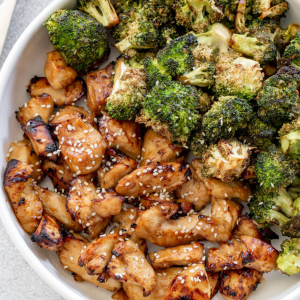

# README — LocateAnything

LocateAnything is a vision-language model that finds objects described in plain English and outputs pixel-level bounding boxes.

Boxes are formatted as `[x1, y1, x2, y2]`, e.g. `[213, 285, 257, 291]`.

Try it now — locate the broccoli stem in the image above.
[275, 189, 294, 218]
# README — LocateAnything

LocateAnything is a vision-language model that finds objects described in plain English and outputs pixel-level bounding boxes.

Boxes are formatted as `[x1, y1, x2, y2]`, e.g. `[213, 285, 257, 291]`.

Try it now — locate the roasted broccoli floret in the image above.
[276, 238, 300, 276]
[231, 33, 277, 65]
[256, 144, 298, 193]
[159, 23, 182, 47]
[239, 115, 277, 150]
[281, 33, 300, 68]
[192, 44, 215, 66]
[279, 117, 300, 161]
[256, 73, 300, 126]
[248, 187, 293, 227]
[136, 80, 201, 145]
[193, 23, 233, 54]
[213, 53, 264, 101]
[177, 61, 215, 87]
[202, 139, 253, 182]
[77, 0, 119, 28]
[198, 89, 212, 113]
[188, 119, 208, 156]
[274, 23, 300, 52]
[156, 33, 198, 77]
[106, 59, 147, 120]
[281, 197, 300, 238]
[44, 10, 110, 72]
[202, 96, 253, 144]
[173, 0, 224, 33]
[259, 1, 288, 19]
[252, 0, 273, 15]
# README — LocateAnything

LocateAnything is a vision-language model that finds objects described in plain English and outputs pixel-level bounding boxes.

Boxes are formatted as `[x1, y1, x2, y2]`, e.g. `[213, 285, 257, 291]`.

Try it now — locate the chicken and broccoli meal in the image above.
[4, 0, 300, 298]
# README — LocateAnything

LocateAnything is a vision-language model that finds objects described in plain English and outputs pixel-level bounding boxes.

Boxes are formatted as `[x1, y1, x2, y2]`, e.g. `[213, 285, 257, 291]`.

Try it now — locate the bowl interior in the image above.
[0, 0, 300, 299]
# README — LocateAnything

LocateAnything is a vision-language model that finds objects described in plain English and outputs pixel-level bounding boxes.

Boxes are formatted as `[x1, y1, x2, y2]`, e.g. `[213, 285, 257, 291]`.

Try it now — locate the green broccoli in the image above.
[248, 187, 293, 227]
[259, 1, 288, 19]
[159, 23, 182, 47]
[256, 73, 300, 126]
[44, 10, 110, 72]
[202, 96, 253, 144]
[192, 44, 215, 66]
[198, 90, 212, 113]
[279, 117, 300, 161]
[276, 238, 300, 276]
[251, 0, 274, 15]
[281, 197, 300, 238]
[188, 119, 208, 156]
[216, 0, 239, 21]
[238, 115, 277, 150]
[287, 176, 300, 200]
[77, 0, 119, 28]
[256, 144, 298, 193]
[156, 33, 198, 78]
[230, 33, 277, 66]
[274, 23, 300, 52]
[213, 54, 264, 101]
[281, 33, 300, 68]
[193, 23, 233, 54]
[173, 0, 224, 33]
[136, 80, 201, 145]
[106, 59, 147, 120]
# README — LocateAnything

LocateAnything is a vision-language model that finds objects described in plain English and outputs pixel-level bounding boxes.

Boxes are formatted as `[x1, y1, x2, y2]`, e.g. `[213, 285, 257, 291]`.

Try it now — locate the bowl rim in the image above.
[0, 1, 300, 299]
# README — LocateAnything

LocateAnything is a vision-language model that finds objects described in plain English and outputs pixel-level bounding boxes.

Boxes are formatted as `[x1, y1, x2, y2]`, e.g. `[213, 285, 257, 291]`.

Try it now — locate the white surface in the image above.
[0, 0, 300, 299]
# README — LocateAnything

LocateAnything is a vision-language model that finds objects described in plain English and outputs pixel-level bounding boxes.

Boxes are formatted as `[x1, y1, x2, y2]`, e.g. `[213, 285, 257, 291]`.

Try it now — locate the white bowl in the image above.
[0, 0, 300, 299]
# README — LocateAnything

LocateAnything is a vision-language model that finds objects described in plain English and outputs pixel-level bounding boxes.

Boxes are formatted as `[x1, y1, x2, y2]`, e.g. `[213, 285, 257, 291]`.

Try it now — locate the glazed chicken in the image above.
[192, 197, 243, 242]
[4, 159, 43, 233]
[28, 76, 85, 106]
[67, 176, 123, 238]
[112, 289, 129, 300]
[116, 162, 191, 197]
[86, 62, 114, 116]
[58, 232, 121, 292]
[149, 242, 204, 269]
[207, 235, 278, 273]
[34, 185, 82, 231]
[31, 214, 63, 251]
[162, 263, 211, 300]
[22, 116, 58, 162]
[98, 113, 142, 160]
[140, 129, 184, 167]
[107, 239, 157, 296]
[44, 51, 77, 89]
[16, 94, 54, 125]
[78, 233, 125, 275]
[220, 268, 263, 300]
[6, 138, 44, 183]
[98, 148, 137, 189]
[56, 117, 106, 174]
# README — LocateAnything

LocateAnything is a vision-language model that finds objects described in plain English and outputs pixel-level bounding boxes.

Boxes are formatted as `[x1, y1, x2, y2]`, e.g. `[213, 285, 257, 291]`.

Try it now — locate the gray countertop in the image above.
[0, 1, 63, 299]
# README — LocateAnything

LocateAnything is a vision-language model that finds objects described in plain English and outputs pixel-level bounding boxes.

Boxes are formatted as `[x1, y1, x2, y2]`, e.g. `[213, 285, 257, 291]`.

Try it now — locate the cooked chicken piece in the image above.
[123, 267, 183, 300]
[87, 63, 114, 116]
[28, 76, 86, 106]
[107, 239, 157, 296]
[162, 263, 211, 300]
[22, 116, 58, 162]
[112, 208, 148, 254]
[116, 162, 191, 197]
[50, 106, 95, 128]
[191, 159, 253, 202]
[31, 214, 63, 251]
[175, 177, 211, 211]
[33, 185, 82, 231]
[233, 214, 278, 243]
[140, 129, 184, 167]
[16, 94, 54, 125]
[220, 268, 263, 300]
[44, 51, 77, 90]
[207, 272, 220, 299]
[67, 177, 123, 238]
[4, 160, 43, 233]
[98, 148, 137, 189]
[6, 139, 44, 183]
[99, 113, 142, 160]
[149, 242, 204, 269]
[135, 205, 203, 247]
[78, 233, 124, 275]
[140, 198, 177, 212]
[207, 235, 278, 273]
[112, 289, 129, 300]
[41, 157, 75, 193]
[58, 231, 121, 292]
[56, 117, 106, 174]
[176, 199, 194, 215]
[192, 197, 243, 242]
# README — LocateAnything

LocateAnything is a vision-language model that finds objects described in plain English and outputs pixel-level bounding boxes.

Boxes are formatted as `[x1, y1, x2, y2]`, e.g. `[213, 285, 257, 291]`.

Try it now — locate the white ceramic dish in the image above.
[0, 0, 300, 299]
